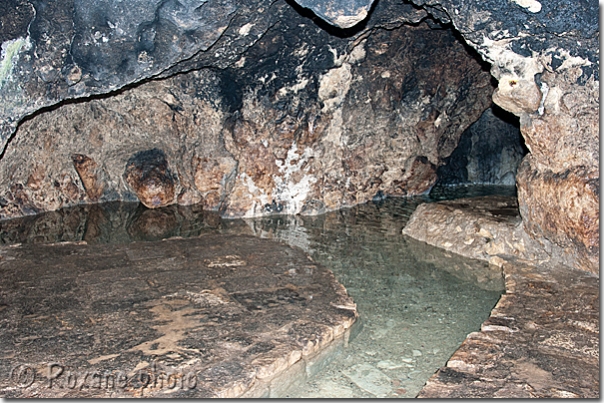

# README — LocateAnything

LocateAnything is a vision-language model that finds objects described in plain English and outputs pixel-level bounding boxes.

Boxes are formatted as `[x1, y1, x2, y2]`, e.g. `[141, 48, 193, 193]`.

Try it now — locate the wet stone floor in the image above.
[0, 189, 506, 398]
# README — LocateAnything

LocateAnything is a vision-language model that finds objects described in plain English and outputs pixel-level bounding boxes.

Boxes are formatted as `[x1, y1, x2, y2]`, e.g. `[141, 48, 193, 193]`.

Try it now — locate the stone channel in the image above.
[1, 191, 507, 398]
[0, 189, 598, 398]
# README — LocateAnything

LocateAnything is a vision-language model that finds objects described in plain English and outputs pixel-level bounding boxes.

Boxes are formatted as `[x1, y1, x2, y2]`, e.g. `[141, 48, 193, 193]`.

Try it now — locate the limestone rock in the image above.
[417, 260, 599, 398]
[193, 156, 237, 210]
[0, 0, 425, 154]
[403, 0, 599, 275]
[0, 0, 599, 280]
[402, 196, 587, 271]
[71, 154, 105, 201]
[0, 0, 273, 152]
[0, 234, 357, 398]
[403, 196, 599, 397]
[124, 149, 176, 209]
[516, 156, 599, 274]
[0, 17, 493, 219]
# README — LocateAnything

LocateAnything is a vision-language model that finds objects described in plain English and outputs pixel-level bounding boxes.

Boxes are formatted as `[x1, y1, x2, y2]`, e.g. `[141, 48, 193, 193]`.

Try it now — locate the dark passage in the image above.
[435, 105, 526, 187]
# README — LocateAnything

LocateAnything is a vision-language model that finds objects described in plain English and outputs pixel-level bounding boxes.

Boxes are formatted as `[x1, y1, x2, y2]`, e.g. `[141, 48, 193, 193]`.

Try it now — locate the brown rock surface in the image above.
[124, 149, 176, 209]
[417, 260, 599, 398]
[510, 69, 600, 275]
[0, 234, 357, 398]
[479, 30, 600, 275]
[404, 196, 599, 398]
[0, 21, 493, 219]
[72, 154, 105, 201]
[403, 195, 595, 273]
[517, 156, 599, 274]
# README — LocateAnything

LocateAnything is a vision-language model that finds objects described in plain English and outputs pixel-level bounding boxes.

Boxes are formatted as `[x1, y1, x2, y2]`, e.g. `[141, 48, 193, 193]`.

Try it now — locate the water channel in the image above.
[0, 185, 510, 397]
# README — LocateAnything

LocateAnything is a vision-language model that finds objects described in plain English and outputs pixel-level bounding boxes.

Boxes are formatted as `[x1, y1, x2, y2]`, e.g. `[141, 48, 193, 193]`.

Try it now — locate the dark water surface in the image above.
[0, 185, 509, 397]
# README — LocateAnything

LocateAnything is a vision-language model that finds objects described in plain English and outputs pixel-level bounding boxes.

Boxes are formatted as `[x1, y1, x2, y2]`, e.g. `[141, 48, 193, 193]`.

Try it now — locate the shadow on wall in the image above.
[435, 105, 527, 187]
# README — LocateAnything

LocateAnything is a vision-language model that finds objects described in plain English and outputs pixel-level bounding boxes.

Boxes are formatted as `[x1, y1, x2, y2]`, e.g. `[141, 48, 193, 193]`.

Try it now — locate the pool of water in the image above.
[0, 185, 508, 397]
[240, 195, 505, 398]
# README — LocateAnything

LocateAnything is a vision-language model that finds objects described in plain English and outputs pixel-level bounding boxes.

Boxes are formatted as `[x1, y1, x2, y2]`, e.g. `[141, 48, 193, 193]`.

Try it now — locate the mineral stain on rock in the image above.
[124, 149, 176, 208]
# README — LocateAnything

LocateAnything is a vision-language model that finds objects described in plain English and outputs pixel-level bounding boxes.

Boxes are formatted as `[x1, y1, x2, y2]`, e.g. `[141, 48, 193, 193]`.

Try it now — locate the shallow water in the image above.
[0, 185, 509, 397]
[240, 195, 505, 398]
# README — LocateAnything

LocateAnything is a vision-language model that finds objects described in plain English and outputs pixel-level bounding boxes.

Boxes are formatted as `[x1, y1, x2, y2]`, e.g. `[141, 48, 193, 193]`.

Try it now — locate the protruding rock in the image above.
[492, 74, 543, 116]
[124, 148, 176, 208]
[72, 154, 104, 200]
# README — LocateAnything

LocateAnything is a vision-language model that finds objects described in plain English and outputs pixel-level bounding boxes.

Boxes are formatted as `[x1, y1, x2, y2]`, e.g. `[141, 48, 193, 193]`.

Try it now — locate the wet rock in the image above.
[376, 360, 404, 370]
[220, 22, 491, 216]
[403, 195, 599, 398]
[402, 0, 599, 273]
[513, 68, 599, 275]
[0, 69, 225, 219]
[402, 195, 592, 272]
[342, 363, 391, 398]
[0, 0, 598, 286]
[0, 201, 220, 246]
[417, 260, 599, 398]
[193, 155, 237, 211]
[516, 156, 599, 274]
[0, 234, 357, 398]
[124, 149, 176, 209]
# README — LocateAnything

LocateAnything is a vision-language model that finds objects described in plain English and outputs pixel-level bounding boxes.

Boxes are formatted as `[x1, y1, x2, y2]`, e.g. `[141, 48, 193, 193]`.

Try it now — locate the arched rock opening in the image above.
[434, 105, 526, 188]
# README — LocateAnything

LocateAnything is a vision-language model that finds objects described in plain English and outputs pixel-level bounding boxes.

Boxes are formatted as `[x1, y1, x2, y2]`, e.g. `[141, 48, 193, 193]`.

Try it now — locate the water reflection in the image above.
[0, 184, 514, 248]
[0, 202, 222, 245]
[0, 186, 507, 397]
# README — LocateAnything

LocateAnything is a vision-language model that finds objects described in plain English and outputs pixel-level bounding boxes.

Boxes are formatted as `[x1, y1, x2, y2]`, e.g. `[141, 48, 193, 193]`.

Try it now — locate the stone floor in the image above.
[404, 196, 599, 398]
[0, 234, 357, 398]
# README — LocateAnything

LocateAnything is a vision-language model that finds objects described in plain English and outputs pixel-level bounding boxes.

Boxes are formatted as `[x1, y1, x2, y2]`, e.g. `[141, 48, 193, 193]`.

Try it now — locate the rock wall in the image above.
[381, 0, 600, 273]
[0, 0, 599, 272]
[0, 5, 493, 219]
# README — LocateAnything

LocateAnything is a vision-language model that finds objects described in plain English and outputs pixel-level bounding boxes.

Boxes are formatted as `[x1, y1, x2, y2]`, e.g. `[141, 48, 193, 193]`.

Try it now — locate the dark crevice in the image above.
[434, 104, 525, 189]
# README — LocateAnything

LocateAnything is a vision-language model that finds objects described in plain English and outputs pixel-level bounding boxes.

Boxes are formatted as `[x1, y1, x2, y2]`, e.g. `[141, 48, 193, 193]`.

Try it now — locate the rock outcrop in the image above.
[418, 258, 599, 398]
[0, 4, 493, 218]
[124, 149, 177, 209]
[403, 196, 599, 398]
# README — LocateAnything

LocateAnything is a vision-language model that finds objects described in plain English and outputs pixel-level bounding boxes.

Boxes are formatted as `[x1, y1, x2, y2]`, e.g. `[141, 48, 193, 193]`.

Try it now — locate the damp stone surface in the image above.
[0, 190, 507, 398]
[0, 234, 357, 398]
[404, 194, 599, 398]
